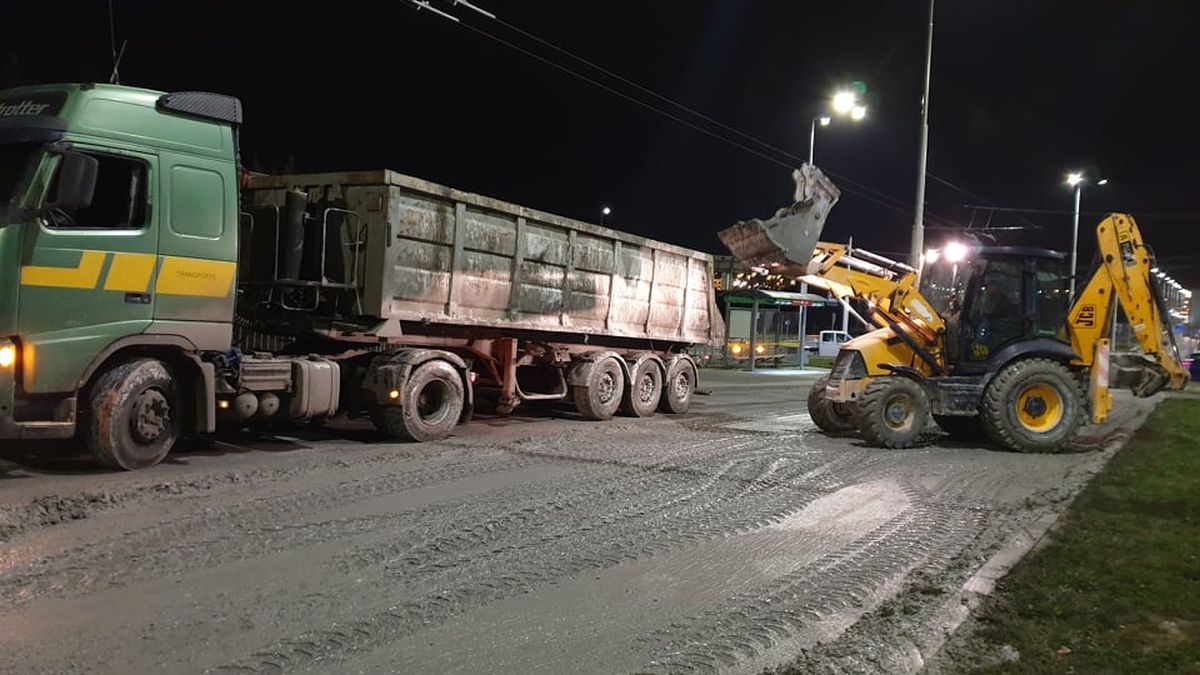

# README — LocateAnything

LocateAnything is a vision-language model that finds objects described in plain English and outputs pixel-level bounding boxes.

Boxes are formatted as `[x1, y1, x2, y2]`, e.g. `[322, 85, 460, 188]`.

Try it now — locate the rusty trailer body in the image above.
[241, 169, 723, 432]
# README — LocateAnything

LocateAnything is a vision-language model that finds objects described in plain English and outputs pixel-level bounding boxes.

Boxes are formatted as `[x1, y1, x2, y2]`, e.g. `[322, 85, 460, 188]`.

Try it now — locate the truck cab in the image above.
[0, 83, 240, 463]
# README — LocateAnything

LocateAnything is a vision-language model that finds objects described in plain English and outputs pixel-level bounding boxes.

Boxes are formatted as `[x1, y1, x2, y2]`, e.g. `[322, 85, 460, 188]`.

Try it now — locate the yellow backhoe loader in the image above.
[719, 166, 1187, 452]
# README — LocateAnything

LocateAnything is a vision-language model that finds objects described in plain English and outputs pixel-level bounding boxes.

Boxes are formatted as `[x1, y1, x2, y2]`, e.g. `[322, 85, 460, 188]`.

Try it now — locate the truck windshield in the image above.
[0, 144, 39, 223]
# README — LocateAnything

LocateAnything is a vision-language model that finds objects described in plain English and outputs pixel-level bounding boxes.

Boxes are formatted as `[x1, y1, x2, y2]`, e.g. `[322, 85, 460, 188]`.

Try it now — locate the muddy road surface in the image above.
[0, 370, 1153, 674]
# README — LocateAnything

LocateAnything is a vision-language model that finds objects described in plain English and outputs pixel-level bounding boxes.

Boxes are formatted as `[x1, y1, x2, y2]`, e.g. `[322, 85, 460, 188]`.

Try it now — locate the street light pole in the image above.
[808, 116, 830, 165]
[809, 118, 816, 165]
[1070, 182, 1082, 299]
[909, 0, 935, 267]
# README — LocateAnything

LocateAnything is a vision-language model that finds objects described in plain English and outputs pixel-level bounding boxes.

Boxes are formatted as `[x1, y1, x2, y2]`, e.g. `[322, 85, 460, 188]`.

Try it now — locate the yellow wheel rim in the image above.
[1015, 383, 1064, 433]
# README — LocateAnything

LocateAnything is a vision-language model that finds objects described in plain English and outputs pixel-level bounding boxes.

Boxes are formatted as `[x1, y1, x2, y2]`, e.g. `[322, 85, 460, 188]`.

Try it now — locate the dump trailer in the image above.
[0, 83, 724, 470]
[720, 165, 1185, 452]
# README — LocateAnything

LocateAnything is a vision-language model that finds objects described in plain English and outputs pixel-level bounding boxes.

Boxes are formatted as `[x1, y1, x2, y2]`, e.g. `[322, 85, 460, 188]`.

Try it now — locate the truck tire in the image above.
[572, 356, 625, 421]
[658, 358, 696, 414]
[620, 359, 663, 418]
[85, 359, 181, 471]
[853, 377, 929, 448]
[808, 375, 855, 434]
[980, 358, 1083, 453]
[371, 360, 464, 442]
[933, 414, 986, 441]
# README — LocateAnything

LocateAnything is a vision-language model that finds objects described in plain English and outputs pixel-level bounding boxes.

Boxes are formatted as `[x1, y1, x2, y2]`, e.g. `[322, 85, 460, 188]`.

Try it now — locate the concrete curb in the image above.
[909, 397, 1160, 673]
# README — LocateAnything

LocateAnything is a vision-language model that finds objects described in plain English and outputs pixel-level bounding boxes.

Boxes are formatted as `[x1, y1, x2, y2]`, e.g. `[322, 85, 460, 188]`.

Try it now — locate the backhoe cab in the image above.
[720, 166, 1186, 453]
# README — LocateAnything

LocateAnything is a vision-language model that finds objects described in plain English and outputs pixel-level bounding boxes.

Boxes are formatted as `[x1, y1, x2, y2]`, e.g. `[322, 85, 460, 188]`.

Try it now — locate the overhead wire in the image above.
[410, 0, 967, 228]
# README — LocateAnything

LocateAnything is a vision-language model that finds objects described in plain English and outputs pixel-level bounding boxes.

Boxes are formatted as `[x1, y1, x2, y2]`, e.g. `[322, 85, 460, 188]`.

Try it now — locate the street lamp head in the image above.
[601, 206, 612, 216]
[849, 105, 867, 121]
[832, 90, 857, 114]
[818, 116, 831, 126]
[1096, 179, 1108, 186]
[1066, 172, 1084, 187]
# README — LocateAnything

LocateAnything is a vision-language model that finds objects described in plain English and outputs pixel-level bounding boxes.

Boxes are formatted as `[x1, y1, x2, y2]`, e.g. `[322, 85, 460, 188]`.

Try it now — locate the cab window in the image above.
[965, 258, 1024, 360]
[46, 152, 148, 229]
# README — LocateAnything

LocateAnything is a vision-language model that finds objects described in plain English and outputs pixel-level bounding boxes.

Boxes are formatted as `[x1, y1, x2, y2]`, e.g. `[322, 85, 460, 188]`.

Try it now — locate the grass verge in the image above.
[969, 398, 1200, 674]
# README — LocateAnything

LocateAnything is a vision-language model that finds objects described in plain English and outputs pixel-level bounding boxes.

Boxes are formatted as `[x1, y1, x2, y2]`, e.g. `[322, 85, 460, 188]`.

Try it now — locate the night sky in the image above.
[5, 1, 1198, 285]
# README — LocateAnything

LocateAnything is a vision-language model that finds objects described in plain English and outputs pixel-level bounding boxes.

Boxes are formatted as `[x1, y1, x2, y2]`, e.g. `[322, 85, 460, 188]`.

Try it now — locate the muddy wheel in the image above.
[86, 359, 181, 471]
[572, 356, 625, 421]
[371, 360, 464, 442]
[658, 358, 696, 414]
[980, 358, 1083, 453]
[933, 414, 986, 441]
[853, 377, 929, 448]
[807, 375, 855, 434]
[620, 359, 663, 418]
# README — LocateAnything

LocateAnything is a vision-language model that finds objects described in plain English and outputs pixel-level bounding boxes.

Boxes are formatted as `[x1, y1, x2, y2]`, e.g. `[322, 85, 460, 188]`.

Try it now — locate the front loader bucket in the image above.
[718, 163, 840, 271]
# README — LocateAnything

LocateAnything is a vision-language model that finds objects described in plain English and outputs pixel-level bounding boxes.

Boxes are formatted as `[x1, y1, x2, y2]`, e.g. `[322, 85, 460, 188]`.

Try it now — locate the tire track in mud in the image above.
[0, 430, 773, 608]
[334, 433, 776, 574]
[207, 441, 902, 673]
[634, 471, 995, 673]
[0, 453, 555, 607]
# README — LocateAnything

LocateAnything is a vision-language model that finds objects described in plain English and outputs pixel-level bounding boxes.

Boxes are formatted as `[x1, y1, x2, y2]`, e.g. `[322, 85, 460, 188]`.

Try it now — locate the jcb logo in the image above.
[1075, 304, 1096, 328]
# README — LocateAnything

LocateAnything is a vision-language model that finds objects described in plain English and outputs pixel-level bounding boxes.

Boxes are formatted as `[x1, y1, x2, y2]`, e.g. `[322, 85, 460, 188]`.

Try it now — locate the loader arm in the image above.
[717, 164, 947, 374]
[1069, 213, 1187, 421]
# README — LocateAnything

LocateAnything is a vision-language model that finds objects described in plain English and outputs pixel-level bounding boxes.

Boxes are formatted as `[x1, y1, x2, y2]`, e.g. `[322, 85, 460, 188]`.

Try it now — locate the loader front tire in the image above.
[853, 377, 929, 448]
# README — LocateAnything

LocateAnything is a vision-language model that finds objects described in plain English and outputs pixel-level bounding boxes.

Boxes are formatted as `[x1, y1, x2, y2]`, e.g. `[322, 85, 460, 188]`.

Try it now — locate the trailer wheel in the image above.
[980, 358, 1083, 453]
[933, 414, 986, 441]
[658, 358, 697, 414]
[572, 356, 625, 421]
[371, 360, 464, 442]
[86, 359, 181, 470]
[620, 360, 663, 418]
[853, 377, 929, 448]
[808, 375, 855, 434]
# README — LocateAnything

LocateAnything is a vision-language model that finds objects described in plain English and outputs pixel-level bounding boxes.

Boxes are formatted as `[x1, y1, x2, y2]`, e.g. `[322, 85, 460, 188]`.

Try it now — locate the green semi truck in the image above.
[0, 83, 724, 470]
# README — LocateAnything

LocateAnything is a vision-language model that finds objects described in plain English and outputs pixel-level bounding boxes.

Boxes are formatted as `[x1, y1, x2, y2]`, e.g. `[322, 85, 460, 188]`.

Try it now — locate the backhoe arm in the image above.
[1069, 213, 1188, 405]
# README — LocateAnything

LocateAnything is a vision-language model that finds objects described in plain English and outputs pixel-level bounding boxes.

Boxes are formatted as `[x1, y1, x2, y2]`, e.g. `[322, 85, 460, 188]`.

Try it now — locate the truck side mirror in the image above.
[49, 151, 99, 210]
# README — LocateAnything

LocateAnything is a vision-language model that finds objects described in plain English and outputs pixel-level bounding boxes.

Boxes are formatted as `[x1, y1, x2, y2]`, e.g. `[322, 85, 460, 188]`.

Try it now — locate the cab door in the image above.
[17, 146, 158, 394]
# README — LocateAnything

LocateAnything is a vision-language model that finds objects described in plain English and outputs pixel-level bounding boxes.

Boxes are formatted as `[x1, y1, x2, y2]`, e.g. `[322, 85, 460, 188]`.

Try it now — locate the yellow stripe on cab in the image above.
[103, 252, 158, 292]
[20, 251, 107, 289]
[155, 257, 237, 298]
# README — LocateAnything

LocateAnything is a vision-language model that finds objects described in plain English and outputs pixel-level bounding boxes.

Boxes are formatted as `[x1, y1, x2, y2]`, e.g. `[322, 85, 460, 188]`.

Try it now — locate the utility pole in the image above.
[909, 0, 935, 267]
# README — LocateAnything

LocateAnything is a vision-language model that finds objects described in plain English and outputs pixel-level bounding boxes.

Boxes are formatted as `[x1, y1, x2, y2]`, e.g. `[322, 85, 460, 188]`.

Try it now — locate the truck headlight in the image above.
[0, 343, 15, 369]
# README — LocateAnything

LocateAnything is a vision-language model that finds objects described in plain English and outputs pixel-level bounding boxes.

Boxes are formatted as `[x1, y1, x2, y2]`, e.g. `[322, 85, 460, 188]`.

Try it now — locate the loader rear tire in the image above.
[808, 375, 855, 434]
[980, 358, 1083, 453]
[853, 377, 929, 448]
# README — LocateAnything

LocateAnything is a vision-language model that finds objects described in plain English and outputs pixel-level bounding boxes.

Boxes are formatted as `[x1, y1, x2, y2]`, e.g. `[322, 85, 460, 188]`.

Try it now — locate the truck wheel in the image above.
[933, 414, 986, 441]
[853, 377, 929, 448]
[620, 360, 663, 418]
[371, 360, 464, 442]
[86, 359, 181, 470]
[980, 358, 1083, 453]
[658, 358, 696, 414]
[572, 356, 625, 421]
[808, 375, 855, 434]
